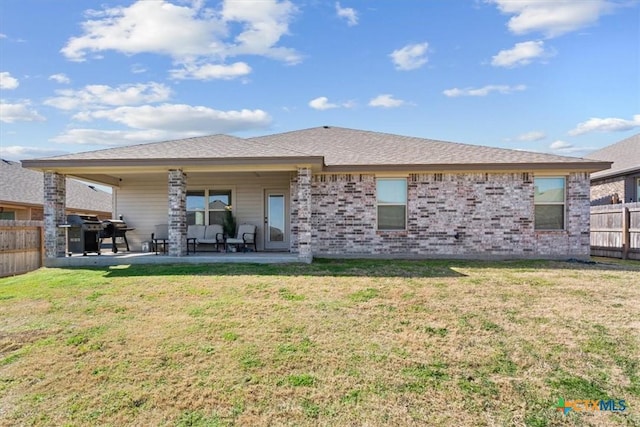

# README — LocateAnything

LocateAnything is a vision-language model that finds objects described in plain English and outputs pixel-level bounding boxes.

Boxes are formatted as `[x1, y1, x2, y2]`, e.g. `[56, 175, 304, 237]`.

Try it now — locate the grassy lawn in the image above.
[0, 258, 639, 426]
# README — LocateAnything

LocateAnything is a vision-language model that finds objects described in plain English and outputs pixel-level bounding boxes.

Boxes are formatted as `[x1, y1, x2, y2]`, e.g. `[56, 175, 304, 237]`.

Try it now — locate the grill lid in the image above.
[66, 214, 102, 225]
[102, 219, 128, 228]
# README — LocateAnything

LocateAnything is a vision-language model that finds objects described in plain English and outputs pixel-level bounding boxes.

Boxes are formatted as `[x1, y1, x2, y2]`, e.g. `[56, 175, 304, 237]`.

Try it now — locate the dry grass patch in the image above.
[0, 258, 638, 426]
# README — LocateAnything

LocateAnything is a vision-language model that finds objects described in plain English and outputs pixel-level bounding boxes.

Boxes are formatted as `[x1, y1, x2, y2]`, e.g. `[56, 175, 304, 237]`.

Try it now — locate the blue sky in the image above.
[0, 0, 638, 162]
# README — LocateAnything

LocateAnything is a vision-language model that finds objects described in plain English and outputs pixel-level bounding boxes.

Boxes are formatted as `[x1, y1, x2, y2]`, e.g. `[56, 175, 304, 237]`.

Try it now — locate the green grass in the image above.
[0, 258, 639, 426]
[284, 374, 316, 387]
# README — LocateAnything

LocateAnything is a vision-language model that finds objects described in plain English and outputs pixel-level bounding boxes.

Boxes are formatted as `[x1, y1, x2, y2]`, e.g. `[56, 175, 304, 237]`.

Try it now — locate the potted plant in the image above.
[223, 208, 237, 239]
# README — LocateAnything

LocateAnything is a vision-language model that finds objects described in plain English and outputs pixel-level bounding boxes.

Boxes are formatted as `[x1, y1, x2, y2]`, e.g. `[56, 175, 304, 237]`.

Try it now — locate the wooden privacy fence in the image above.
[590, 202, 640, 260]
[0, 220, 44, 277]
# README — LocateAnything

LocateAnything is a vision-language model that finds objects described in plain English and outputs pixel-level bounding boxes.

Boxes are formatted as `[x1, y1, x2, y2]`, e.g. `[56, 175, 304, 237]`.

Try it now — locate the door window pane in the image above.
[268, 195, 285, 242]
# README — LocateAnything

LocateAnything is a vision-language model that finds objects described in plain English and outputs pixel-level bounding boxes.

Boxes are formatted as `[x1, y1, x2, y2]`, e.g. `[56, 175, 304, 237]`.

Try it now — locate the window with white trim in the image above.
[534, 177, 565, 230]
[208, 190, 232, 225]
[377, 178, 407, 230]
[187, 189, 232, 226]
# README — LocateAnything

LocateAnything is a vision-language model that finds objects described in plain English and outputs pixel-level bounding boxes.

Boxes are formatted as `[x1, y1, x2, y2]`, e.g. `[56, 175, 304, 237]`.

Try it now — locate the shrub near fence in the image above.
[590, 202, 640, 260]
[0, 220, 44, 277]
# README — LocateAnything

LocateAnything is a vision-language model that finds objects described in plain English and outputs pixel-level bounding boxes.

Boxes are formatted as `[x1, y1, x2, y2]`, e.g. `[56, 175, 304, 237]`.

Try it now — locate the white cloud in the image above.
[48, 73, 71, 84]
[0, 72, 19, 90]
[131, 64, 147, 74]
[550, 140, 572, 150]
[0, 145, 69, 161]
[489, 0, 614, 38]
[342, 100, 357, 109]
[515, 131, 546, 142]
[0, 33, 6, 39]
[569, 114, 640, 136]
[221, 0, 300, 63]
[443, 84, 526, 97]
[61, 0, 300, 73]
[0, 101, 45, 123]
[309, 96, 339, 110]
[51, 103, 272, 147]
[62, 1, 222, 61]
[368, 94, 406, 108]
[170, 61, 251, 80]
[390, 42, 428, 71]
[44, 82, 172, 110]
[549, 140, 594, 155]
[491, 40, 549, 68]
[336, 2, 358, 26]
[51, 128, 177, 146]
[70, 103, 271, 134]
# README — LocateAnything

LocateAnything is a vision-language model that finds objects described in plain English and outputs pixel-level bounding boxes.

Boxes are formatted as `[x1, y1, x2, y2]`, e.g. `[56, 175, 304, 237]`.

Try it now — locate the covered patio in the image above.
[21, 134, 322, 266]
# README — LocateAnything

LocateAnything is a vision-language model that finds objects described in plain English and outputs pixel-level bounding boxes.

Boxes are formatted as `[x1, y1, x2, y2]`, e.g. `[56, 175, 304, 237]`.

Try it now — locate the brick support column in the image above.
[567, 172, 591, 257]
[43, 172, 66, 258]
[296, 167, 313, 263]
[168, 169, 187, 256]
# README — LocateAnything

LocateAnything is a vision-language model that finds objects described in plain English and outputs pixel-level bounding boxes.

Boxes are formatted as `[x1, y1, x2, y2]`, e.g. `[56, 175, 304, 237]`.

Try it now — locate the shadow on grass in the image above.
[80, 257, 640, 279]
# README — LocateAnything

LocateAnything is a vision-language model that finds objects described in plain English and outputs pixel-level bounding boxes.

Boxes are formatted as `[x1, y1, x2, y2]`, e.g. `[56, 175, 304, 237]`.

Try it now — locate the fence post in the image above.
[622, 206, 630, 260]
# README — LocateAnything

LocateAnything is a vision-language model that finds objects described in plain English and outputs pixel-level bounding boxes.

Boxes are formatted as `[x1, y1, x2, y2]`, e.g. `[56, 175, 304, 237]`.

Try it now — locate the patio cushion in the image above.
[187, 225, 206, 240]
[226, 224, 255, 243]
[198, 224, 224, 244]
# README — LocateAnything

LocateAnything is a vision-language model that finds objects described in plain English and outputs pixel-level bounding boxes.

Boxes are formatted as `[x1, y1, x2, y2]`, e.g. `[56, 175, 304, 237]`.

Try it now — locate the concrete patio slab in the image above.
[45, 251, 300, 268]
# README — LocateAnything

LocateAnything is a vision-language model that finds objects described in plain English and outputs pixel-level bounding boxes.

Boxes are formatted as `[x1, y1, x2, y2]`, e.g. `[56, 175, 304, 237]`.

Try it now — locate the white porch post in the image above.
[296, 167, 313, 263]
[43, 171, 66, 259]
[168, 169, 187, 256]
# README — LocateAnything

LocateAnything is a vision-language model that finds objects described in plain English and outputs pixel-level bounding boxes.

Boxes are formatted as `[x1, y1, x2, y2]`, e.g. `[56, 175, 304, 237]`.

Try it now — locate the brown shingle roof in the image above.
[0, 159, 112, 213]
[37, 134, 306, 160]
[587, 133, 640, 180]
[251, 126, 603, 167]
[22, 126, 610, 173]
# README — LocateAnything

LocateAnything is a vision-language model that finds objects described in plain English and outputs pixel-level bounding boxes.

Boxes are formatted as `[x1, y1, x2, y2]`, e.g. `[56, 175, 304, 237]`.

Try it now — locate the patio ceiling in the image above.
[22, 156, 326, 187]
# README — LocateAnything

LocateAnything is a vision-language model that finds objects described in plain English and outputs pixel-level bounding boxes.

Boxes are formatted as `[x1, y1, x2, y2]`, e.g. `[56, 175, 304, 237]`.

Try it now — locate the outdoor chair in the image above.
[186, 224, 205, 254]
[225, 224, 257, 252]
[197, 224, 225, 252]
[151, 224, 169, 255]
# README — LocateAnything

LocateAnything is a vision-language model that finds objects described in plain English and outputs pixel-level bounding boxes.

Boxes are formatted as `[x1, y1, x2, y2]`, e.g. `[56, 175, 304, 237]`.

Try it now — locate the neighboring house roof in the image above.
[0, 159, 112, 213]
[586, 133, 640, 180]
[22, 127, 610, 182]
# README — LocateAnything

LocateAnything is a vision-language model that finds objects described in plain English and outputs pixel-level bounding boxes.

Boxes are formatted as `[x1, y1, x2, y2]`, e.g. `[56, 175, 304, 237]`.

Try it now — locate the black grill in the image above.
[100, 219, 134, 253]
[66, 214, 102, 255]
